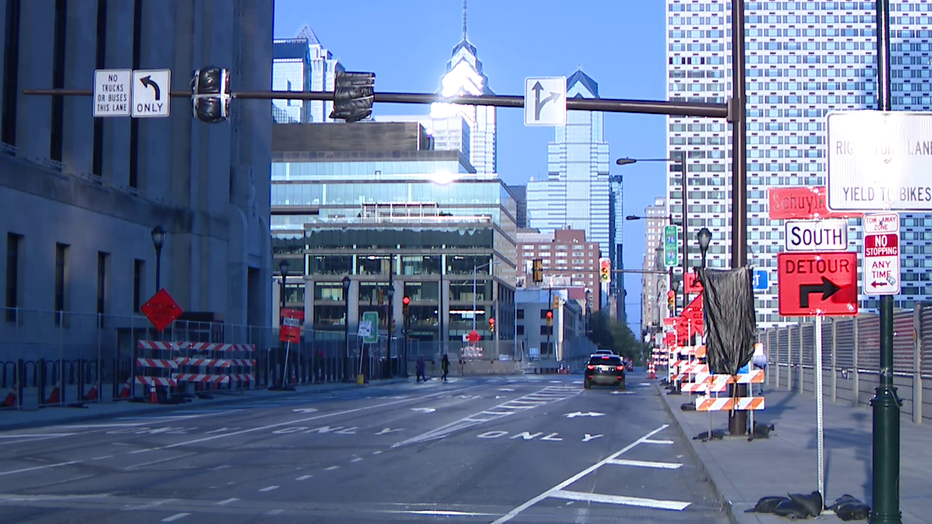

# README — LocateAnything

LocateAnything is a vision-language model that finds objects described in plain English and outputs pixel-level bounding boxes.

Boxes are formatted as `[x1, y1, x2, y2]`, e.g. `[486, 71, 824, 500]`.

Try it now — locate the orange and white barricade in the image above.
[174, 342, 256, 391]
[695, 395, 765, 412]
[135, 341, 180, 401]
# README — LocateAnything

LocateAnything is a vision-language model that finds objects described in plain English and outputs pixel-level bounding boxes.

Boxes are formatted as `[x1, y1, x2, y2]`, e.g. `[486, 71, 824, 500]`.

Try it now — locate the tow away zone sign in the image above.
[863, 213, 900, 295]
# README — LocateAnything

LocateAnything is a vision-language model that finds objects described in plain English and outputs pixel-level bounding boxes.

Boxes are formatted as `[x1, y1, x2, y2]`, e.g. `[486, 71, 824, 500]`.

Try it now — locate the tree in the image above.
[588, 311, 646, 363]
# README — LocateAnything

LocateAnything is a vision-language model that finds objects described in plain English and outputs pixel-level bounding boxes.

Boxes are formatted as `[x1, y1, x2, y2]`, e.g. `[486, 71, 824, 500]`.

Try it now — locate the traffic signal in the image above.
[553, 295, 560, 310]
[546, 310, 553, 326]
[402, 296, 410, 315]
[488, 317, 495, 334]
[532, 258, 543, 284]
[330, 70, 375, 122]
[599, 258, 611, 283]
[667, 290, 675, 311]
[191, 66, 231, 123]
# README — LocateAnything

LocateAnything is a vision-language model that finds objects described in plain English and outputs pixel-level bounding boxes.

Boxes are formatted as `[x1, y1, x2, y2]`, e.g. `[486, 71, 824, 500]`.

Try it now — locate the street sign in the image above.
[361, 311, 379, 343]
[524, 77, 566, 127]
[684, 272, 703, 294]
[863, 213, 900, 295]
[769, 186, 859, 219]
[777, 252, 858, 317]
[140, 289, 183, 332]
[466, 330, 481, 343]
[663, 225, 678, 267]
[827, 111, 932, 211]
[131, 69, 171, 118]
[93, 69, 131, 117]
[753, 270, 769, 291]
[784, 219, 848, 252]
[280, 308, 305, 343]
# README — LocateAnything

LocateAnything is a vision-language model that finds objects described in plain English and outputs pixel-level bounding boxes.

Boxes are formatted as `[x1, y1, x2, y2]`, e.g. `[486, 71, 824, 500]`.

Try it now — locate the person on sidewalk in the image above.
[441, 354, 450, 382]
[416, 356, 426, 383]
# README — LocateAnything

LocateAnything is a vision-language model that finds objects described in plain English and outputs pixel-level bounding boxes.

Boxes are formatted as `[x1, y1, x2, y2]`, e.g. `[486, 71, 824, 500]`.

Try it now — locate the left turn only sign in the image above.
[132, 69, 171, 118]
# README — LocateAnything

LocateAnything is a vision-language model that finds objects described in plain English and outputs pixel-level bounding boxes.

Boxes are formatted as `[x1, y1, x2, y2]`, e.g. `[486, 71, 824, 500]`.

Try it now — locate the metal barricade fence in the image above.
[758, 307, 932, 423]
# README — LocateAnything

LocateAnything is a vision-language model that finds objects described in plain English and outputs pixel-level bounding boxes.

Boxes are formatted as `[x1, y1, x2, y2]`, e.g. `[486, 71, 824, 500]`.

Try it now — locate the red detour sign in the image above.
[279, 308, 305, 343]
[769, 186, 861, 220]
[466, 330, 481, 343]
[141, 289, 183, 332]
[684, 272, 703, 294]
[777, 252, 858, 317]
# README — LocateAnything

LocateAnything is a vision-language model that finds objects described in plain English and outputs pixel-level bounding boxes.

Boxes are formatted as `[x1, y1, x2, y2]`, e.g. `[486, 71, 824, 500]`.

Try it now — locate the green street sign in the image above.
[361, 311, 379, 344]
[664, 225, 679, 268]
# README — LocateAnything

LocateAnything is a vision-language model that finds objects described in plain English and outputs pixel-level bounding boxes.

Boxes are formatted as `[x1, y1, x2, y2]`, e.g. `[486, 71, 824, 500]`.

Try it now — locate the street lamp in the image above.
[697, 228, 712, 269]
[279, 259, 290, 314]
[617, 155, 688, 313]
[342, 276, 351, 382]
[150, 225, 166, 291]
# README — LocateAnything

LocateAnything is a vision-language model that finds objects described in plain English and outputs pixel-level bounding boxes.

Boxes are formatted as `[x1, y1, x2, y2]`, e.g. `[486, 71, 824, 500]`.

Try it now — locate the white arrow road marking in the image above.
[565, 412, 605, 418]
[292, 408, 319, 413]
[582, 434, 603, 442]
[375, 428, 403, 435]
[411, 407, 436, 413]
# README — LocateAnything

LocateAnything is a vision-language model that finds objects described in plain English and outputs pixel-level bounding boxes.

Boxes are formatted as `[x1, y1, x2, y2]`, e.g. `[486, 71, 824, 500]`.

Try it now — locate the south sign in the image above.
[783, 219, 848, 252]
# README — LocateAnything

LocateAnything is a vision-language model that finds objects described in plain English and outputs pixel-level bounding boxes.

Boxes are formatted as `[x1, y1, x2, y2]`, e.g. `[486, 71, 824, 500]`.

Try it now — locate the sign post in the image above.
[278, 309, 304, 391]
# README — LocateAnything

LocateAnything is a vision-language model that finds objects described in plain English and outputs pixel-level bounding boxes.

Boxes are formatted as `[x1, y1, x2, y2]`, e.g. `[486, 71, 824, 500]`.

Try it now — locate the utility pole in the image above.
[871, 1, 901, 522]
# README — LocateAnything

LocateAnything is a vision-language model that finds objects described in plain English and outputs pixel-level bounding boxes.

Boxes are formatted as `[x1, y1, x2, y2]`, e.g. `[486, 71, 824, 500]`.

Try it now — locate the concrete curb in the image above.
[0, 378, 410, 432]
[654, 383, 745, 524]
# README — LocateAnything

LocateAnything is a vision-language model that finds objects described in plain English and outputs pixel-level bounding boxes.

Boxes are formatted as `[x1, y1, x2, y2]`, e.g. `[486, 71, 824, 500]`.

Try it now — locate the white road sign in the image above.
[93, 69, 131, 117]
[784, 219, 848, 252]
[827, 111, 932, 211]
[863, 213, 900, 295]
[524, 77, 566, 127]
[131, 69, 171, 118]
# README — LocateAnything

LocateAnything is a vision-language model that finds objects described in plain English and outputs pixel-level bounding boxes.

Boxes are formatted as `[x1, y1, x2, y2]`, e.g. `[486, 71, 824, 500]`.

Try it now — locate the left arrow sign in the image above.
[139, 75, 161, 100]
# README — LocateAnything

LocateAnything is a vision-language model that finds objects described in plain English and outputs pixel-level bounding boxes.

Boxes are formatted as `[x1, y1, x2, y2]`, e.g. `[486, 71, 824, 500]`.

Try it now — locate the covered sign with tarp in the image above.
[696, 267, 757, 375]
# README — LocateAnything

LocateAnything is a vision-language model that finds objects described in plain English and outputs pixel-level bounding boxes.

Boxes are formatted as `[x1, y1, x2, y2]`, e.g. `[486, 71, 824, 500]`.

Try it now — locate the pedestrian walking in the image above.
[441, 354, 450, 382]
[416, 356, 426, 383]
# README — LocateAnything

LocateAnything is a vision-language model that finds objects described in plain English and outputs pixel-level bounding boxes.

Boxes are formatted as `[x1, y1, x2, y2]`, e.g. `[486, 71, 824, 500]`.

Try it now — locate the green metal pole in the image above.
[870, 1, 901, 522]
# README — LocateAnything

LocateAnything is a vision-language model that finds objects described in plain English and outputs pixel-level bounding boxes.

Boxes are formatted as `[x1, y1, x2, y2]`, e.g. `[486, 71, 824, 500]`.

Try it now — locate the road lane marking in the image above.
[162, 513, 190, 522]
[209, 465, 231, 471]
[267, 509, 284, 515]
[0, 460, 80, 477]
[127, 388, 469, 453]
[606, 458, 683, 470]
[492, 425, 677, 524]
[372, 450, 383, 455]
[216, 498, 239, 505]
[92, 455, 114, 460]
[259, 486, 279, 492]
[643, 439, 674, 445]
[551, 489, 690, 511]
[125, 452, 196, 471]
[382, 509, 500, 517]
[582, 434, 603, 442]
[351, 458, 363, 462]
[0, 433, 76, 439]
[296, 475, 313, 481]
[325, 466, 339, 471]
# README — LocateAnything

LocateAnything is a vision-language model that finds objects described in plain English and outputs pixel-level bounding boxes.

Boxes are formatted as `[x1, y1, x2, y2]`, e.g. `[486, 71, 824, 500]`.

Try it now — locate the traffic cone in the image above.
[45, 387, 60, 404]
[118, 380, 132, 398]
[149, 384, 159, 404]
[1, 392, 15, 407]
[83, 385, 98, 401]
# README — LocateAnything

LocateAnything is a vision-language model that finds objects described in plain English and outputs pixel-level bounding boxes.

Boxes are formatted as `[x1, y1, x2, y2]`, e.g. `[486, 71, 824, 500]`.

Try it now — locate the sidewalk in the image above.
[0, 378, 408, 433]
[658, 382, 932, 523]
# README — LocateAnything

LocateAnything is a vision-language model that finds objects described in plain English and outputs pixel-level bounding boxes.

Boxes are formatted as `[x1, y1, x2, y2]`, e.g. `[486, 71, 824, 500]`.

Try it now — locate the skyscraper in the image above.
[640, 197, 667, 339]
[666, 0, 932, 327]
[429, 3, 497, 174]
[272, 24, 342, 124]
[527, 69, 611, 259]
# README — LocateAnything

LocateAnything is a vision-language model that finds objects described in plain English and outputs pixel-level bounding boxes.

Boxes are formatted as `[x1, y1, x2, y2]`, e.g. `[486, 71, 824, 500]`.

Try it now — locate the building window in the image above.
[540, 325, 553, 336]
[516, 309, 524, 320]
[314, 282, 345, 301]
[517, 325, 524, 336]
[97, 252, 109, 317]
[133, 259, 144, 313]
[5, 233, 22, 322]
[54, 243, 69, 324]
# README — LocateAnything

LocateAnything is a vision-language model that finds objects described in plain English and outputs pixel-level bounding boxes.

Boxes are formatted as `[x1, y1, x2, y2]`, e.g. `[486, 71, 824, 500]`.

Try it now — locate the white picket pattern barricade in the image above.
[135, 341, 179, 401]
[174, 342, 256, 394]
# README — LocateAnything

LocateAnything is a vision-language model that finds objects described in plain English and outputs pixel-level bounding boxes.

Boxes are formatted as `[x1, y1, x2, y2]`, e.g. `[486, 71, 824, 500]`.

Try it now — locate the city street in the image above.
[0, 373, 727, 523]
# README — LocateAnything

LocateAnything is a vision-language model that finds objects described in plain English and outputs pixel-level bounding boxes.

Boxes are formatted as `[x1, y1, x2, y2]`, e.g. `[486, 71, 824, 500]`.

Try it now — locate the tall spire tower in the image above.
[429, 1, 497, 174]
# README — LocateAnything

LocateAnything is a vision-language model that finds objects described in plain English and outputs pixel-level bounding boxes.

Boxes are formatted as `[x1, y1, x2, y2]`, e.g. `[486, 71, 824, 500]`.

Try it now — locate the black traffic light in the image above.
[488, 317, 495, 334]
[667, 290, 675, 311]
[330, 70, 375, 122]
[546, 310, 553, 326]
[191, 66, 231, 123]
[402, 296, 410, 316]
[532, 258, 543, 284]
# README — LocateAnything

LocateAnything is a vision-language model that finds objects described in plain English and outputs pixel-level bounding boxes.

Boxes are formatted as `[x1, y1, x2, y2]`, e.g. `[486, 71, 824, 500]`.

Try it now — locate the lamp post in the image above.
[385, 284, 394, 378]
[150, 225, 165, 292]
[697, 228, 712, 269]
[617, 156, 688, 313]
[342, 276, 351, 383]
[278, 259, 290, 389]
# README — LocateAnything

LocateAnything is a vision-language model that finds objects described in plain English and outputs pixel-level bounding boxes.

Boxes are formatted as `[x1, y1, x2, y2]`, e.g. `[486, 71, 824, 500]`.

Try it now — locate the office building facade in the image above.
[0, 0, 275, 359]
[640, 197, 668, 338]
[272, 24, 342, 124]
[527, 70, 611, 261]
[516, 227, 602, 311]
[666, 0, 932, 327]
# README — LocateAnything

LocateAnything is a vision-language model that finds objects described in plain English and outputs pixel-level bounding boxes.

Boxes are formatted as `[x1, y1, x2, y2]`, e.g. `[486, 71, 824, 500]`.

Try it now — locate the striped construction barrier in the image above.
[695, 395, 765, 412]
[138, 341, 180, 351]
[135, 376, 177, 387]
[177, 342, 256, 352]
[174, 374, 229, 385]
[136, 358, 178, 369]
[680, 373, 712, 393]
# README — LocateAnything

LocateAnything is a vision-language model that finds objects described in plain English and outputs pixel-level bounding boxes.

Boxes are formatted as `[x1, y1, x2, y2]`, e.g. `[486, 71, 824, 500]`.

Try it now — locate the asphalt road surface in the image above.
[0, 372, 729, 523]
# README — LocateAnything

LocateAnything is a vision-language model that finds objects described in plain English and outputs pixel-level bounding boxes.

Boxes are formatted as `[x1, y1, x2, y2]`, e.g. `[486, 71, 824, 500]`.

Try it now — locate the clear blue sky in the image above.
[273, 0, 669, 331]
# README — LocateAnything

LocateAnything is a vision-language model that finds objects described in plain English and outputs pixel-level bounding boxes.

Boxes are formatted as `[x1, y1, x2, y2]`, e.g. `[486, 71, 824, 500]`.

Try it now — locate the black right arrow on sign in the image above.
[799, 276, 841, 308]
